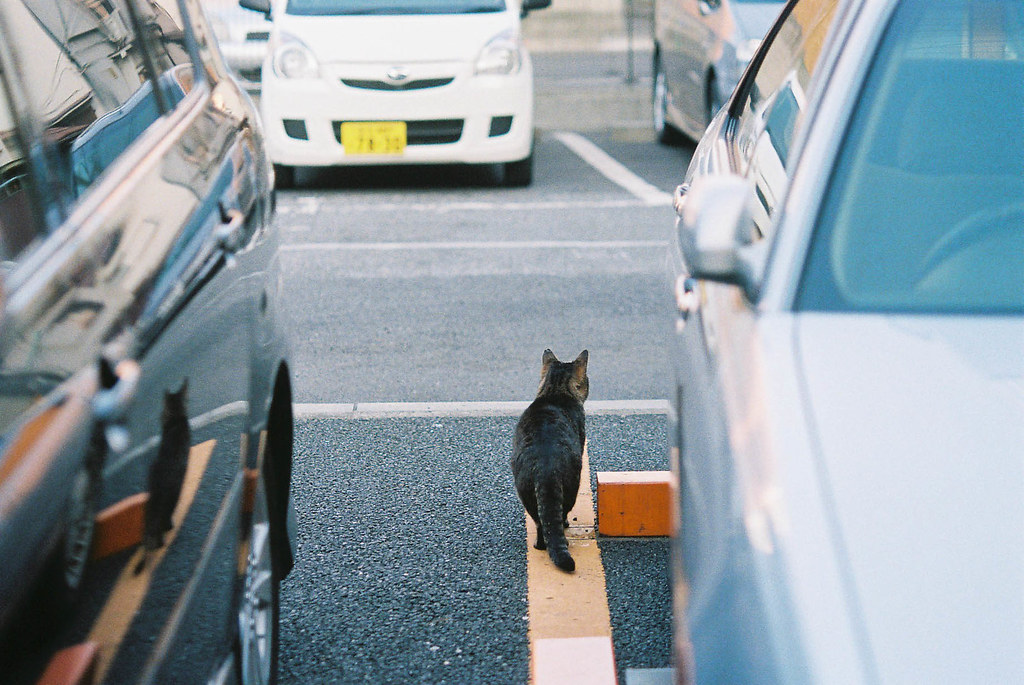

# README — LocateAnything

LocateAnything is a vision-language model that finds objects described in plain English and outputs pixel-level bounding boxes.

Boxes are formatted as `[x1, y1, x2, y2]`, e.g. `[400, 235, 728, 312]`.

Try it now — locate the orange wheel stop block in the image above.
[35, 642, 98, 685]
[596, 471, 672, 537]
[532, 636, 617, 685]
[91, 492, 148, 560]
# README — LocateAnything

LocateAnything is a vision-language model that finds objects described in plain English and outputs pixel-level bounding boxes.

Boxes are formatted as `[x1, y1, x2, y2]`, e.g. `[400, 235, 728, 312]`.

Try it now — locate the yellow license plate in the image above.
[340, 121, 407, 155]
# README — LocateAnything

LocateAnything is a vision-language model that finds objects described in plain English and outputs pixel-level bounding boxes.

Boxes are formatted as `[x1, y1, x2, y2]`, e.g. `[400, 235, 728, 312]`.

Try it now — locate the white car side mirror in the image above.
[239, 0, 271, 18]
[676, 173, 762, 299]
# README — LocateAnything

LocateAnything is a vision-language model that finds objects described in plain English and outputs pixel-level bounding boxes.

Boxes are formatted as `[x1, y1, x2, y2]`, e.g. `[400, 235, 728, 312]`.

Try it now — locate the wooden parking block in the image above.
[91, 492, 148, 561]
[596, 471, 672, 537]
[35, 642, 98, 685]
[532, 636, 617, 685]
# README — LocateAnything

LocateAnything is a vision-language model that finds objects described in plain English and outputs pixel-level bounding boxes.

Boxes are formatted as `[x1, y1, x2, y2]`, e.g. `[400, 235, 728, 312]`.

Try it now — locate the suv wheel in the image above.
[239, 472, 279, 685]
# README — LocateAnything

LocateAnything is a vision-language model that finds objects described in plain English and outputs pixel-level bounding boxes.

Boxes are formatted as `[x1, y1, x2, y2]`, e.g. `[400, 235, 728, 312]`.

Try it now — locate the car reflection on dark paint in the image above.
[0, 1, 294, 683]
[668, 0, 1024, 682]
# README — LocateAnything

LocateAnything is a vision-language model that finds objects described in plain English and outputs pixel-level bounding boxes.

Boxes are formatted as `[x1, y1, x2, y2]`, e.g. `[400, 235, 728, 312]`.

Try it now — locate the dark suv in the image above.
[0, 1, 294, 683]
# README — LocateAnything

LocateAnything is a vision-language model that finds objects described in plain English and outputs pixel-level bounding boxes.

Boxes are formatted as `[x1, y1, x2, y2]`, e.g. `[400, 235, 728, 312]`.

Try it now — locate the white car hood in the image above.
[795, 314, 1024, 682]
[276, 11, 515, 64]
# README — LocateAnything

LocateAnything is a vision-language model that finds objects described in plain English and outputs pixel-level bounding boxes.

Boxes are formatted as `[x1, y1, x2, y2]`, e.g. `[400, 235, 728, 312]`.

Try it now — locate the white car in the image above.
[241, 0, 550, 188]
[669, 0, 1024, 682]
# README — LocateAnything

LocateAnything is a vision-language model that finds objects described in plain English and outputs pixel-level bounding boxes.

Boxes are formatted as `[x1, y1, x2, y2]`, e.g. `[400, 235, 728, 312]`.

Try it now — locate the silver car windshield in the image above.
[798, 0, 1024, 314]
[285, 0, 506, 14]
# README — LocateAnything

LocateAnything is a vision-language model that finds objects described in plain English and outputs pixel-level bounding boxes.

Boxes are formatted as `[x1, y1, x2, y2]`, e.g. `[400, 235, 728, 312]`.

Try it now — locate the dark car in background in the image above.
[668, 0, 1024, 682]
[0, 0, 294, 683]
[653, 0, 785, 144]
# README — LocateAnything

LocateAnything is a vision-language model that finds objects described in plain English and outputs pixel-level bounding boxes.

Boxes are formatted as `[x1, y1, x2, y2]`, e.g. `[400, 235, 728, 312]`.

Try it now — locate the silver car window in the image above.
[734, 0, 840, 240]
[799, 0, 1024, 314]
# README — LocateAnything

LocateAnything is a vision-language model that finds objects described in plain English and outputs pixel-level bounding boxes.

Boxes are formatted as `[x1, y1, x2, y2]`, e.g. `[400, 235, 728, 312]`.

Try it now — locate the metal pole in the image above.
[625, 0, 635, 83]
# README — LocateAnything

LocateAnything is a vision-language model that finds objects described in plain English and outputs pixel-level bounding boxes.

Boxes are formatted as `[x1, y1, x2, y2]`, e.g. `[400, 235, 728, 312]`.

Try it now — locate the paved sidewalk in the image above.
[523, 0, 653, 53]
[526, 0, 655, 132]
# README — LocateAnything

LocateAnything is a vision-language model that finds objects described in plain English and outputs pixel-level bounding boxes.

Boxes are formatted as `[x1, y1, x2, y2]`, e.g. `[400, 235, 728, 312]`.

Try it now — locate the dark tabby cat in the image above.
[135, 380, 191, 574]
[512, 349, 589, 573]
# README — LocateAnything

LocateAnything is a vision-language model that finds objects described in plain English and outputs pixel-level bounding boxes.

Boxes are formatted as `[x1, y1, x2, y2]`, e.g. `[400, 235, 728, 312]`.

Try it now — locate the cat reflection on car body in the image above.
[135, 379, 191, 575]
[512, 350, 589, 573]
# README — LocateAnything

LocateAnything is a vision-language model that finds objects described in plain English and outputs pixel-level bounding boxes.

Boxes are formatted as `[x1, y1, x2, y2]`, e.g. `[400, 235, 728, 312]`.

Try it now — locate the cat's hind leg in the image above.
[517, 480, 546, 549]
[528, 508, 546, 549]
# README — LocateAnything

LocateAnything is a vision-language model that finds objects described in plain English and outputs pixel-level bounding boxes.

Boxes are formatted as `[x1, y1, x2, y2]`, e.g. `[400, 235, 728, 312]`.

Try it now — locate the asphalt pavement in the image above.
[278, 128, 682, 405]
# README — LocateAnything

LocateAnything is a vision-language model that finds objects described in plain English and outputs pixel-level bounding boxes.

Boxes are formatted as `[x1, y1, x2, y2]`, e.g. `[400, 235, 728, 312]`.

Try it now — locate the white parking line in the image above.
[553, 131, 674, 207]
[276, 198, 656, 215]
[281, 239, 665, 253]
[294, 399, 668, 418]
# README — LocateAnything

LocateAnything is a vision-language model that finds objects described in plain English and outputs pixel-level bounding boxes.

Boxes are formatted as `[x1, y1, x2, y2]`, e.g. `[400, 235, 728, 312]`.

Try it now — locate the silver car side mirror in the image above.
[676, 173, 762, 299]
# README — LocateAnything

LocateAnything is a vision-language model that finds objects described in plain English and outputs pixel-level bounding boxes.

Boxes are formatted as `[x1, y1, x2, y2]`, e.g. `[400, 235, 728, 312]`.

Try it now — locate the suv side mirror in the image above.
[676, 174, 763, 299]
[239, 0, 272, 17]
[522, 0, 552, 15]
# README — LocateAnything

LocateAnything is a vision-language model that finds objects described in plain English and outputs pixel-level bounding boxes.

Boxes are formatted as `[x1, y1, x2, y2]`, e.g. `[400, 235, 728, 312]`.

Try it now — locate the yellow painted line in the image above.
[87, 439, 216, 683]
[527, 443, 617, 683]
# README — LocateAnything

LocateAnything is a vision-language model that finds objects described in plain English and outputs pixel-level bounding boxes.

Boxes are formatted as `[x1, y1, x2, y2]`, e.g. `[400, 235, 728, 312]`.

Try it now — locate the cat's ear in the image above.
[573, 350, 589, 371]
[541, 349, 556, 380]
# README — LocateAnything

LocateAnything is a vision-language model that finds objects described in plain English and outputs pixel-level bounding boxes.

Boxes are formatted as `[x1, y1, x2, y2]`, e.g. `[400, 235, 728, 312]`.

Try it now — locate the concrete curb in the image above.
[294, 399, 669, 418]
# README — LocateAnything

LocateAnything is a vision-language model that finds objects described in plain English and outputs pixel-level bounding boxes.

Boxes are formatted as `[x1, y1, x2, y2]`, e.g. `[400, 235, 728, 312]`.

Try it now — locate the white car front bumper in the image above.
[261, 59, 534, 167]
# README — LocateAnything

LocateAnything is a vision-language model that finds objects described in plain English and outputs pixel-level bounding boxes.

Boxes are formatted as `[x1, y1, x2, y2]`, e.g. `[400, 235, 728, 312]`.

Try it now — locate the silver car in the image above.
[653, 0, 785, 144]
[669, 0, 1024, 682]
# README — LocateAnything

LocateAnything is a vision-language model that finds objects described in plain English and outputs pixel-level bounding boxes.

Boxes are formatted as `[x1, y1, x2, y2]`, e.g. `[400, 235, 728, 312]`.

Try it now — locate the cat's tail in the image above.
[537, 481, 575, 573]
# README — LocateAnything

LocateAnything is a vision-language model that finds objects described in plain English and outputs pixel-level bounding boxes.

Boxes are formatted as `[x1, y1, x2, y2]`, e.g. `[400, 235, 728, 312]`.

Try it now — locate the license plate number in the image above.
[340, 121, 406, 155]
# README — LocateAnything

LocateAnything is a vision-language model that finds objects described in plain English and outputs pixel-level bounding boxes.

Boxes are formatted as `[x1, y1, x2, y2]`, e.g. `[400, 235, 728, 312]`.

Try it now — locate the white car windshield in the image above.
[799, 0, 1024, 315]
[285, 0, 506, 14]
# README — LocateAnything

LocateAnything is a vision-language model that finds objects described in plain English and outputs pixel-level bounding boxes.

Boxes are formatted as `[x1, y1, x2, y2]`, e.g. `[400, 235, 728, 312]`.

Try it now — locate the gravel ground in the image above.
[279, 412, 671, 683]
[589, 413, 673, 683]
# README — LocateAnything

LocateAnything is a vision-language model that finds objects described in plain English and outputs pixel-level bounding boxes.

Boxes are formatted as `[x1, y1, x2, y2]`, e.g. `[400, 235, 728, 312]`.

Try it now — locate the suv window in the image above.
[2, 1, 195, 205]
[733, 0, 840, 238]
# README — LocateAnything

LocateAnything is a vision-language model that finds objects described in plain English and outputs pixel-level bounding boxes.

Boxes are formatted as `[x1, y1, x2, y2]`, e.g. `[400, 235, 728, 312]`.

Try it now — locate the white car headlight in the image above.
[475, 29, 522, 76]
[272, 32, 320, 79]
